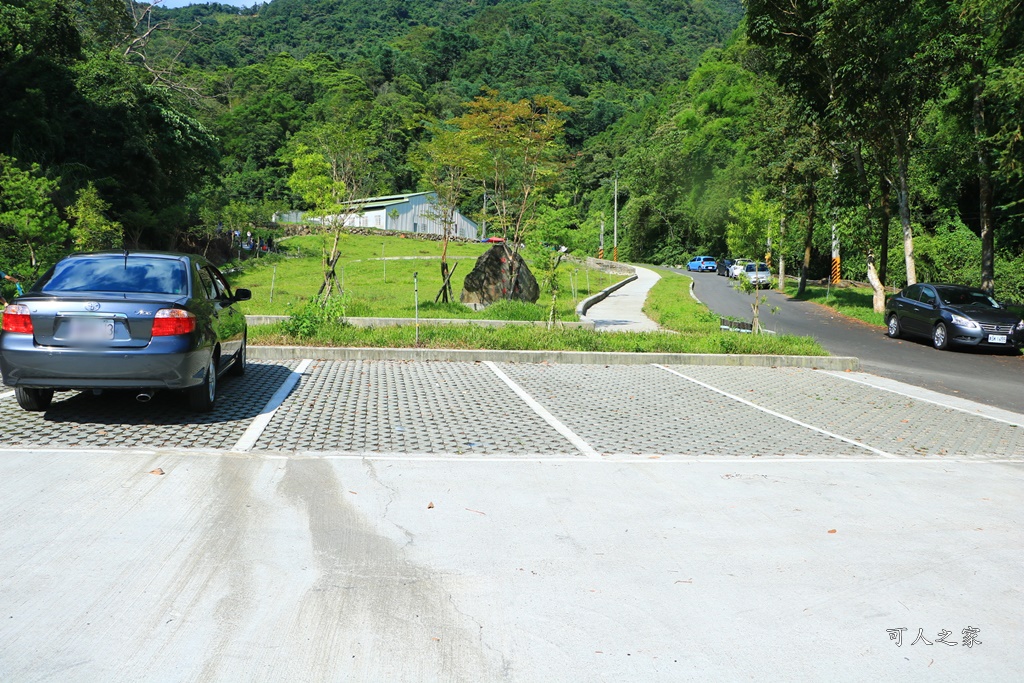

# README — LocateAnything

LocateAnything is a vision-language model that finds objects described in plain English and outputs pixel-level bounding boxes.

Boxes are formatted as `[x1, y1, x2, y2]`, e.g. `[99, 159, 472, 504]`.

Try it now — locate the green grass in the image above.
[783, 281, 886, 327]
[226, 233, 622, 321]
[249, 322, 828, 354]
[247, 268, 829, 355]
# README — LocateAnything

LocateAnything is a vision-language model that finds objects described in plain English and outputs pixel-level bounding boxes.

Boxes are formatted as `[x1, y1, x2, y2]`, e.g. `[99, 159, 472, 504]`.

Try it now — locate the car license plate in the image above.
[988, 334, 1007, 344]
[67, 317, 115, 341]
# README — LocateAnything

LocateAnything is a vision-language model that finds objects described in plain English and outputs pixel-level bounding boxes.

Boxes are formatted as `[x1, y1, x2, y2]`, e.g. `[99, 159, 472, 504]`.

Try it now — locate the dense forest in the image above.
[2, 0, 1024, 307]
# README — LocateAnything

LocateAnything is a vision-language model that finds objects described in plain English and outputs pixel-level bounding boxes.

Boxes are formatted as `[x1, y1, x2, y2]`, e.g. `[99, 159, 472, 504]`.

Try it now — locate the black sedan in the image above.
[884, 283, 1024, 351]
[717, 258, 735, 276]
[1, 251, 250, 412]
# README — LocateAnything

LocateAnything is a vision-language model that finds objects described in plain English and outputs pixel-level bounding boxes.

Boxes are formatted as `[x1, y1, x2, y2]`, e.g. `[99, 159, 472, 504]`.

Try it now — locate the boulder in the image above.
[461, 244, 540, 307]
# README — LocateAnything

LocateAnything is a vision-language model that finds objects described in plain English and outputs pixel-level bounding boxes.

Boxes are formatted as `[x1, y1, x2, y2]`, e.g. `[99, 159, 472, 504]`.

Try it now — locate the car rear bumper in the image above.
[0, 333, 209, 390]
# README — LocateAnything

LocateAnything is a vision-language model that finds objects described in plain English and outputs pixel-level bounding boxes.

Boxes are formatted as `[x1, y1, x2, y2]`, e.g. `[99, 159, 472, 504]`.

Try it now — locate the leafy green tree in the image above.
[726, 191, 782, 262]
[451, 91, 569, 295]
[0, 154, 69, 275]
[68, 182, 122, 251]
[413, 124, 482, 302]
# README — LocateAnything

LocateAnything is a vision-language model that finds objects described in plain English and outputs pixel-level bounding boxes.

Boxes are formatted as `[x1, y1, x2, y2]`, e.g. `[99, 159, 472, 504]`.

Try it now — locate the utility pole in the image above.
[481, 191, 487, 240]
[613, 173, 619, 262]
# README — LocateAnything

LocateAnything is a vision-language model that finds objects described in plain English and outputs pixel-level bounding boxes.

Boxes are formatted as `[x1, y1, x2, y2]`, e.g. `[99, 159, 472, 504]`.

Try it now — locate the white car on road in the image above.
[729, 258, 753, 278]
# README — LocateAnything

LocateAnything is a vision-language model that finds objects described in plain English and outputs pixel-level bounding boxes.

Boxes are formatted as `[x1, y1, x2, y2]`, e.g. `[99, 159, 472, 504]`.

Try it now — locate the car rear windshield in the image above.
[35, 256, 188, 295]
[936, 287, 999, 308]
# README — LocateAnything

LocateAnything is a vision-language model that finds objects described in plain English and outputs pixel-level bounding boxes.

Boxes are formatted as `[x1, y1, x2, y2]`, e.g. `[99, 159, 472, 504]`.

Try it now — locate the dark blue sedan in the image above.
[1, 251, 250, 411]
[884, 283, 1024, 351]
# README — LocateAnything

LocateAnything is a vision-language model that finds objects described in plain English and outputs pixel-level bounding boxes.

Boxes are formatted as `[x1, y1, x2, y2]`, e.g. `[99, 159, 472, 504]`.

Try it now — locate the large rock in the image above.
[461, 244, 540, 307]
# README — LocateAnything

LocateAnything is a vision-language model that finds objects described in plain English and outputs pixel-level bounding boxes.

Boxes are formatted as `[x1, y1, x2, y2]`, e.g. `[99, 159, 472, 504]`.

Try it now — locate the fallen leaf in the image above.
[149, 468, 165, 476]
[465, 508, 486, 515]
[348, 491, 358, 495]
[648, 455, 661, 459]
[827, 529, 837, 534]
[427, 502, 435, 509]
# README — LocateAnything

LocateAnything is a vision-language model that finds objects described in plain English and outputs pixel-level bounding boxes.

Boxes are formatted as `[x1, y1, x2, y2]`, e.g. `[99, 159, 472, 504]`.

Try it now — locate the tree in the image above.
[450, 91, 569, 298]
[413, 124, 482, 302]
[68, 182, 122, 251]
[286, 124, 378, 300]
[726, 190, 781, 262]
[0, 154, 68, 276]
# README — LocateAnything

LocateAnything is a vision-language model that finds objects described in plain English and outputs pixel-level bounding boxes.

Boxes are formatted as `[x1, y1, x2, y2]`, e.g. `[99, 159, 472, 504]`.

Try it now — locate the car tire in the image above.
[188, 356, 218, 412]
[886, 314, 901, 338]
[229, 334, 246, 377]
[933, 322, 949, 350]
[15, 387, 53, 412]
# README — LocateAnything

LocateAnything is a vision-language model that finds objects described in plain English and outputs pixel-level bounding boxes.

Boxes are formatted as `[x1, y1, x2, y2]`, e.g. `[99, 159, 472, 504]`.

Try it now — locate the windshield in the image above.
[35, 256, 188, 295]
[936, 287, 999, 308]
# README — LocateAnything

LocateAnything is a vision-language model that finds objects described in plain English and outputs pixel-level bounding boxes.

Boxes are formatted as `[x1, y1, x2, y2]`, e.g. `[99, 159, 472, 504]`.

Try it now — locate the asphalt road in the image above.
[678, 269, 1024, 414]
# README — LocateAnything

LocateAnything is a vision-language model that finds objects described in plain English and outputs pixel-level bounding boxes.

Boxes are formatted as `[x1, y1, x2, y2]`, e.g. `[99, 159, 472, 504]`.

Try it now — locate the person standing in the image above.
[0, 270, 19, 306]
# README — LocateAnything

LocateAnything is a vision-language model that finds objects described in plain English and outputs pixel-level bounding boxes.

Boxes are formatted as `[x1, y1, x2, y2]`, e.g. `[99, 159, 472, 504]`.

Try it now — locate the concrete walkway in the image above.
[583, 264, 662, 332]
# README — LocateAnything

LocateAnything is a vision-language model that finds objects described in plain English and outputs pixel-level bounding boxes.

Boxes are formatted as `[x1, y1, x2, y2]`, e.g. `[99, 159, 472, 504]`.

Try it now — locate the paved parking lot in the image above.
[2, 359, 1022, 460]
[1, 360, 1022, 682]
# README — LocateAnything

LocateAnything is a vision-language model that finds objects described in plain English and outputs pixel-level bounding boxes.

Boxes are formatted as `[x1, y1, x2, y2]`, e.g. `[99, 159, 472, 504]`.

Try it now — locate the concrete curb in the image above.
[249, 345, 860, 370]
[575, 274, 639, 318]
[246, 315, 595, 330]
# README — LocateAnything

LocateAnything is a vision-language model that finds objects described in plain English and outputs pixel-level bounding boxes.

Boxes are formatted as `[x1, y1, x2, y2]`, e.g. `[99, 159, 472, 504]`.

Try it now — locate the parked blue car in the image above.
[687, 256, 717, 272]
[1, 251, 250, 412]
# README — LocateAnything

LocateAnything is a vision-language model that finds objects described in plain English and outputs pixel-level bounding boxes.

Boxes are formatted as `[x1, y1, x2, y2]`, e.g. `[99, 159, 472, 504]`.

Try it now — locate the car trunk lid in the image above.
[15, 293, 189, 348]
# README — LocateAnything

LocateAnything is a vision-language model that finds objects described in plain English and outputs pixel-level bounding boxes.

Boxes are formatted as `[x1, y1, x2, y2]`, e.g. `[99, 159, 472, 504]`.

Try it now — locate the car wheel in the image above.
[188, 356, 218, 412]
[933, 322, 949, 350]
[229, 334, 246, 377]
[15, 387, 53, 412]
[886, 314, 901, 338]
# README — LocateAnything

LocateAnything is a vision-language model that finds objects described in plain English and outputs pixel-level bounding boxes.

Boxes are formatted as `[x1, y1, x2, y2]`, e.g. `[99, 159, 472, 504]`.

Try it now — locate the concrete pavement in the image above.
[1, 359, 1023, 681]
[582, 265, 662, 332]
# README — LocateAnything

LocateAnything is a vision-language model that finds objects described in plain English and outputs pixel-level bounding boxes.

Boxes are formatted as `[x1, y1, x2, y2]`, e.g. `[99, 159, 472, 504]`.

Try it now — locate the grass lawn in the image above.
[783, 280, 886, 327]
[248, 268, 829, 356]
[226, 233, 623, 321]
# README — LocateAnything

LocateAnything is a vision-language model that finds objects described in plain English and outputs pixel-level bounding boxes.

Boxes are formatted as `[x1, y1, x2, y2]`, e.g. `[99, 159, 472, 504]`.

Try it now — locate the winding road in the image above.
[679, 268, 1024, 413]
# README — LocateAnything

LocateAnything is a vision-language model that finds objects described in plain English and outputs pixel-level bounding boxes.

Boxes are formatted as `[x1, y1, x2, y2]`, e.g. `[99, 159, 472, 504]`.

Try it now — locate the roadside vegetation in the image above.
[227, 233, 625, 321]
[248, 269, 828, 355]
[782, 281, 887, 328]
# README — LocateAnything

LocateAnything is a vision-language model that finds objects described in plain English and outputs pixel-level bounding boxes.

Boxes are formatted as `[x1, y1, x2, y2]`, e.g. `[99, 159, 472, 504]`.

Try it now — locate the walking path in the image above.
[583, 264, 662, 332]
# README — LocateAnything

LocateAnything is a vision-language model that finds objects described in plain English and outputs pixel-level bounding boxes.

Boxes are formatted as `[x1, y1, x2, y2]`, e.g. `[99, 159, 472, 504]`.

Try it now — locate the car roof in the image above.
[65, 250, 197, 262]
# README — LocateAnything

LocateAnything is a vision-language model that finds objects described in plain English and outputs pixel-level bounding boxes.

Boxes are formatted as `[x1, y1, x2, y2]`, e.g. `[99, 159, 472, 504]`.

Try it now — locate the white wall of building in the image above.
[279, 193, 478, 239]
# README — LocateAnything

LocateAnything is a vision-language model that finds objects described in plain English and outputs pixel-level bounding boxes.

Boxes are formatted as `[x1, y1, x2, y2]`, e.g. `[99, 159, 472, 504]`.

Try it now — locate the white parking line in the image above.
[653, 364, 899, 459]
[3, 447, 1020, 463]
[825, 370, 1024, 428]
[232, 359, 313, 452]
[484, 361, 601, 459]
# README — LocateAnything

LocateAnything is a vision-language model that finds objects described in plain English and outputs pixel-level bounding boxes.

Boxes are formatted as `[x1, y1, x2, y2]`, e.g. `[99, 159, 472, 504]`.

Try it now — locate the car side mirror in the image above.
[232, 288, 251, 303]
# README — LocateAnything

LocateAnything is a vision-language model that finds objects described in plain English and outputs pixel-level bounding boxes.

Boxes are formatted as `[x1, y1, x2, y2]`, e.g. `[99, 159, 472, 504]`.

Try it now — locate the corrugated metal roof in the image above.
[343, 191, 433, 209]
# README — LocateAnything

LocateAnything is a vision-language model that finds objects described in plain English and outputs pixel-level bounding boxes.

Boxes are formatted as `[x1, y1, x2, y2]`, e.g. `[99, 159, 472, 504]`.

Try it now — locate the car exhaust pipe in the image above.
[136, 391, 154, 403]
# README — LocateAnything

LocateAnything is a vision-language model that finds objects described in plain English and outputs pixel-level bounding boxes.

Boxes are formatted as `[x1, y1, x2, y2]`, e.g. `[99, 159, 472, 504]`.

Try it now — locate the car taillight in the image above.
[152, 309, 196, 336]
[1, 304, 33, 334]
